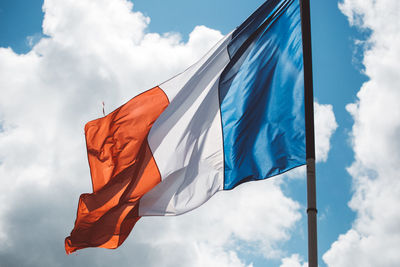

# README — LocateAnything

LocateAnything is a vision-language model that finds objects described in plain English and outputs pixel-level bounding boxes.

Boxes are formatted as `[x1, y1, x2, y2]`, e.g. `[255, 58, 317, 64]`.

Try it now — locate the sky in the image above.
[0, 0, 399, 266]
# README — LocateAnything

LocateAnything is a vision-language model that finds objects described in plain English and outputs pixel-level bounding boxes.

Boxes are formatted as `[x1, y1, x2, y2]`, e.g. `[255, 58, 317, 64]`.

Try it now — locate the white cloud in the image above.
[26, 33, 43, 48]
[280, 254, 307, 267]
[131, 179, 301, 266]
[314, 102, 338, 163]
[323, 0, 400, 266]
[0, 0, 330, 266]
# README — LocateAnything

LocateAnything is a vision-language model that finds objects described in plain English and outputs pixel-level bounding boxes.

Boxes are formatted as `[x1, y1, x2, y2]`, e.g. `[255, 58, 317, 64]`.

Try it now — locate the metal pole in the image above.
[306, 158, 317, 267]
[300, 0, 318, 266]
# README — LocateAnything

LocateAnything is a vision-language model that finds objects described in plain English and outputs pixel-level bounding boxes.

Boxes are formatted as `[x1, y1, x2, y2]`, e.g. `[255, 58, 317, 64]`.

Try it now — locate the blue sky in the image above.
[1, 0, 399, 266]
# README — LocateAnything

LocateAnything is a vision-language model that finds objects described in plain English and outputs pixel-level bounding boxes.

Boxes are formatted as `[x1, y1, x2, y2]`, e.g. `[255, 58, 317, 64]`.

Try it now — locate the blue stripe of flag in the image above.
[219, 0, 306, 190]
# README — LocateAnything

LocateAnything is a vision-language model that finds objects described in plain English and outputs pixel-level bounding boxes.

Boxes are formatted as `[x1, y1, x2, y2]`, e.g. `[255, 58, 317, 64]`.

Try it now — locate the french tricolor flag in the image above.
[65, 0, 306, 253]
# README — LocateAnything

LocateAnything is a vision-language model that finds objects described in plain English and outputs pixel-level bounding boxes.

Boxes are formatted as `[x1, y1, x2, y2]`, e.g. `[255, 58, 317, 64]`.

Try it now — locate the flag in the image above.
[65, 0, 305, 254]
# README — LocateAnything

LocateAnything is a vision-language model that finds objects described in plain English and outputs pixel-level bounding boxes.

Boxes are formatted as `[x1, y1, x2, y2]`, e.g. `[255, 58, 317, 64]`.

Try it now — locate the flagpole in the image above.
[300, 0, 318, 266]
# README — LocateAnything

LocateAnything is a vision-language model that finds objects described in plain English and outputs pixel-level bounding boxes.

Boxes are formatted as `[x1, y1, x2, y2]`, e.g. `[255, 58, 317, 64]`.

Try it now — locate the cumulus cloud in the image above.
[279, 254, 307, 267]
[0, 0, 338, 266]
[323, 0, 400, 266]
[314, 102, 338, 163]
[132, 180, 301, 266]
